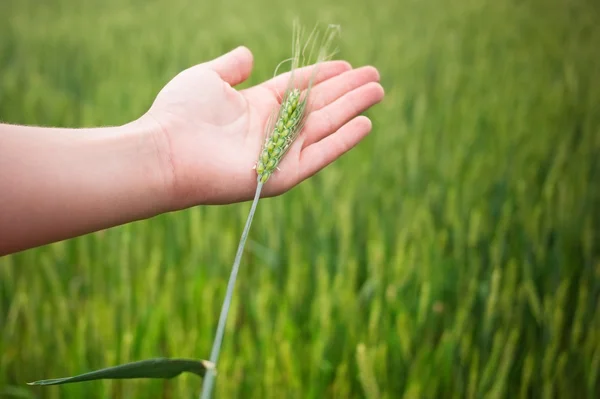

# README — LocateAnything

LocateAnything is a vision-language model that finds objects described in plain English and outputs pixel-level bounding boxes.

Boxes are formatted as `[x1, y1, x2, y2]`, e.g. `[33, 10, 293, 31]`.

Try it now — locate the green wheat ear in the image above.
[199, 21, 341, 399]
[255, 87, 303, 183]
[256, 21, 341, 184]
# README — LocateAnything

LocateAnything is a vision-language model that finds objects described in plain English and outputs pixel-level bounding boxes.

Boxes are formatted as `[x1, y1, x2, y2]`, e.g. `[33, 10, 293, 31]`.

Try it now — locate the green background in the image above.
[1, 0, 599, 397]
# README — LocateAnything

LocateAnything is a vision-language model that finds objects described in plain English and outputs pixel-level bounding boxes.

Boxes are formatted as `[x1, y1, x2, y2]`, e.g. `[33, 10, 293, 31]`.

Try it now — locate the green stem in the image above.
[200, 182, 264, 399]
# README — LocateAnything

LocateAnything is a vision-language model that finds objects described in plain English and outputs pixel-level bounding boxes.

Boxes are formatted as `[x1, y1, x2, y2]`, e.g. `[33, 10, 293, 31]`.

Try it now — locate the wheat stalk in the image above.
[199, 21, 340, 399]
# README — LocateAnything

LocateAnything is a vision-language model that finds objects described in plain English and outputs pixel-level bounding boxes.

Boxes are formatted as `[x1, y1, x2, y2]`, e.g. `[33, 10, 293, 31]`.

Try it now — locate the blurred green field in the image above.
[1, 0, 600, 397]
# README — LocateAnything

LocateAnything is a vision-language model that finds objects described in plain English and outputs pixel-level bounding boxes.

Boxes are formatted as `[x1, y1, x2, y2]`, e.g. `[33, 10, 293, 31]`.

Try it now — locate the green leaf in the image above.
[28, 358, 213, 386]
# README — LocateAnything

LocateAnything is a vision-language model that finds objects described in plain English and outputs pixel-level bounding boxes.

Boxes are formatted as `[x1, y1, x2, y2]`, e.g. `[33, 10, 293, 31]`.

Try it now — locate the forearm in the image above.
[0, 120, 172, 255]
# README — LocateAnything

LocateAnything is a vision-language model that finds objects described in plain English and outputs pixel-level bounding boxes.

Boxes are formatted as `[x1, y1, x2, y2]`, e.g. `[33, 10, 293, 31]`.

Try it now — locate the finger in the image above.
[302, 82, 384, 147]
[306, 66, 380, 112]
[298, 116, 373, 181]
[261, 60, 352, 98]
[205, 46, 254, 86]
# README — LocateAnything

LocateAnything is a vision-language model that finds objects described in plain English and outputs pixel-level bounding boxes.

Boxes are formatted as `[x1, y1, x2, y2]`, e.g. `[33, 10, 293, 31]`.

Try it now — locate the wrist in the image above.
[118, 116, 176, 216]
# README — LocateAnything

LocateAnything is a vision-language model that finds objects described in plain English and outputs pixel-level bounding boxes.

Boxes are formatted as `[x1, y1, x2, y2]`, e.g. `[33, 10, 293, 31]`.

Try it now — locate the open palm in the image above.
[144, 46, 384, 208]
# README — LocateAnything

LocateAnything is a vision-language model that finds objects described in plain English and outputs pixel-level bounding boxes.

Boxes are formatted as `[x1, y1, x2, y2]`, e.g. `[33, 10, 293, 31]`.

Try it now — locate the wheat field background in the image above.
[1, 0, 599, 398]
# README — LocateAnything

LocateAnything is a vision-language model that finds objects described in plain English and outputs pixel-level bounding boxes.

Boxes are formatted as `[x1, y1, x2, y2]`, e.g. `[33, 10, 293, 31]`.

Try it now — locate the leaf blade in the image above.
[27, 358, 212, 386]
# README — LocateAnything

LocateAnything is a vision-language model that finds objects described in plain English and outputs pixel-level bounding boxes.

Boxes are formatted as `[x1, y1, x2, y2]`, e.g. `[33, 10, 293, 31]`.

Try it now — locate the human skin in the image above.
[0, 46, 385, 256]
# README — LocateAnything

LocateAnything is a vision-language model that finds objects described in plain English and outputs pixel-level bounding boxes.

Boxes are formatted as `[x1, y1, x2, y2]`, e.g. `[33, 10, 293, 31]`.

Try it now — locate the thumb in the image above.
[205, 46, 254, 86]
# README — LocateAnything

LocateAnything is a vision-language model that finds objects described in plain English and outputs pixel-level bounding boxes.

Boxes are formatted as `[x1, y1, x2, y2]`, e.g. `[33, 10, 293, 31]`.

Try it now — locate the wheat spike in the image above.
[255, 21, 340, 184]
[256, 88, 305, 182]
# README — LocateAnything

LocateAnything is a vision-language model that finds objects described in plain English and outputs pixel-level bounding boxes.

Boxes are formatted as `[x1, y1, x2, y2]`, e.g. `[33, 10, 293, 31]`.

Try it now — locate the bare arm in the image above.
[0, 120, 169, 255]
[0, 46, 384, 256]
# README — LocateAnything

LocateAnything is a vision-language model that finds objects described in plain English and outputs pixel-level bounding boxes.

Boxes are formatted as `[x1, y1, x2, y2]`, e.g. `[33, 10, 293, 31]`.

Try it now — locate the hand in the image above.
[143, 46, 385, 208]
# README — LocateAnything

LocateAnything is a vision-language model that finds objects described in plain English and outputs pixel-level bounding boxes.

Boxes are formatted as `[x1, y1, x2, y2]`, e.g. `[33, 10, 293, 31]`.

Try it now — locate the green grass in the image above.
[1, 0, 600, 397]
